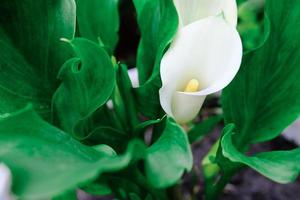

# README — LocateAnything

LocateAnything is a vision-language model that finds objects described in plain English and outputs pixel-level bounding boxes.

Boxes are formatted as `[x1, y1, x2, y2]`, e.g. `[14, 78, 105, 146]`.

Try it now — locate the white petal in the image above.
[172, 93, 206, 123]
[128, 68, 139, 88]
[222, 0, 238, 27]
[0, 164, 14, 200]
[159, 16, 242, 123]
[173, 0, 237, 27]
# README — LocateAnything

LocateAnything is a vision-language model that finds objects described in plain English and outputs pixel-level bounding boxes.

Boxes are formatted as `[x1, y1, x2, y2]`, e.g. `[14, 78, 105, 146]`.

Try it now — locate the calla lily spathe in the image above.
[174, 0, 238, 27]
[159, 0, 242, 123]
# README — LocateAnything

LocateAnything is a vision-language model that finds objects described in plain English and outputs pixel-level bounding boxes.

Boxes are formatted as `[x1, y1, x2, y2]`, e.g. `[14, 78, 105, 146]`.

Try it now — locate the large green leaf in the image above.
[135, 76, 163, 118]
[76, 0, 120, 54]
[145, 118, 193, 188]
[0, 35, 43, 114]
[0, 105, 148, 199]
[87, 118, 193, 189]
[132, 0, 149, 16]
[0, 106, 192, 198]
[87, 118, 193, 190]
[53, 38, 116, 139]
[133, 0, 178, 118]
[0, 0, 76, 117]
[221, 124, 300, 184]
[135, 0, 178, 84]
[84, 126, 129, 152]
[222, 0, 300, 146]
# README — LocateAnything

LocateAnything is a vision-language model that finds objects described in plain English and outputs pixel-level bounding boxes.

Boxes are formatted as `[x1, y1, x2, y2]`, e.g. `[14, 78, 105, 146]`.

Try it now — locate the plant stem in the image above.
[202, 139, 237, 200]
[205, 171, 234, 200]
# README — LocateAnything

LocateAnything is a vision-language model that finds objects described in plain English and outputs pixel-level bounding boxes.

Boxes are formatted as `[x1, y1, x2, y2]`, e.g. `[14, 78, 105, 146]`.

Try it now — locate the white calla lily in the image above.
[0, 164, 14, 200]
[159, 0, 242, 123]
[173, 0, 238, 27]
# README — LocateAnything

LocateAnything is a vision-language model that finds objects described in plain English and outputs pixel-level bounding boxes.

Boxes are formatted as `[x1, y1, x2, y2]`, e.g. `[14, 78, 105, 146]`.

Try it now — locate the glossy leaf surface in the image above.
[222, 0, 300, 145]
[76, 0, 120, 53]
[221, 124, 300, 184]
[0, 106, 145, 199]
[0, 106, 192, 198]
[146, 118, 193, 187]
[0, 0, 76, 117]
[53, 38, 115, 139]
[133, 0, 178, 118]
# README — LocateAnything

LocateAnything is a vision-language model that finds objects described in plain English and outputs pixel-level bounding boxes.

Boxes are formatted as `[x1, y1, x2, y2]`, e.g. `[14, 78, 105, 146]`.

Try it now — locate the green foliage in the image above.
[0, 105, 144, 199]
[237, 0, 248, 4]
[133, 0, 178, 118]
[113, 64, 139, 132]
[53, 38, 116, 139]
[221, 125, 300, 184]
[52, 190, 77, 200]
[204, 0, 300, 198]
[0, 0, 75, 117]
[76, 0, 120, 54]
[0, 105, 191, 199]
[1, 0, 300, 199]
[146, 118, 193, 188]
[81, 180, 112, 196]
[0, 0, 193, 198]
[223, 0, 300, 147]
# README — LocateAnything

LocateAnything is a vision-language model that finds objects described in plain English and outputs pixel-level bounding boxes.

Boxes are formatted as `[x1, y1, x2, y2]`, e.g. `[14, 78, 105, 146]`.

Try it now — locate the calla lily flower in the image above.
[0, 164, 14, 200]
[159, 0, 242, 123]
[174, 0, 238, 27]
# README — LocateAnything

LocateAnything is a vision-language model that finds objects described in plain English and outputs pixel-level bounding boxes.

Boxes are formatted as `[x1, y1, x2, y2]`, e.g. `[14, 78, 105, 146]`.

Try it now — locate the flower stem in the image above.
[205, 171, 234, 200]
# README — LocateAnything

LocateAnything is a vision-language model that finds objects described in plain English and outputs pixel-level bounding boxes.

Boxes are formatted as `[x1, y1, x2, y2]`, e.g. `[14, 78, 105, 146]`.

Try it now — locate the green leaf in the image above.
[221, 125, 300, 184]
[84, 126, 129, 152]
[135, 0, 178, 84]
[135, 76, 163, 118]
[81, 180, 112, 196]
[133, 0, 178, 118]
[129, 193, 143, 200]
[129, 193, 154, 200]
[52, 190, 77, 200]
[91, 118, 193, 190]
[203, 125, 241, 200]
[53, 38, 116, 139]
[83, 118, 193, 194]
[112, 64, 139, 132]
[76, 0, 120, 54]
[0, 107, 135, 199]
[132, 0, 149, 16]
[0, 106, 192, 198]
[104, 174, 143, 199]
[88, 118, 193, 190]
[145, 118, 193, 188]
[0, 35, 43, 114]
[222, 0, 300, 146]
[0, 0, 76, 117]
[237, 0, 248, 6]
[134, 118, 164, 137]
[188, 115, 223, 143]
[0, 105, 149, 199]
